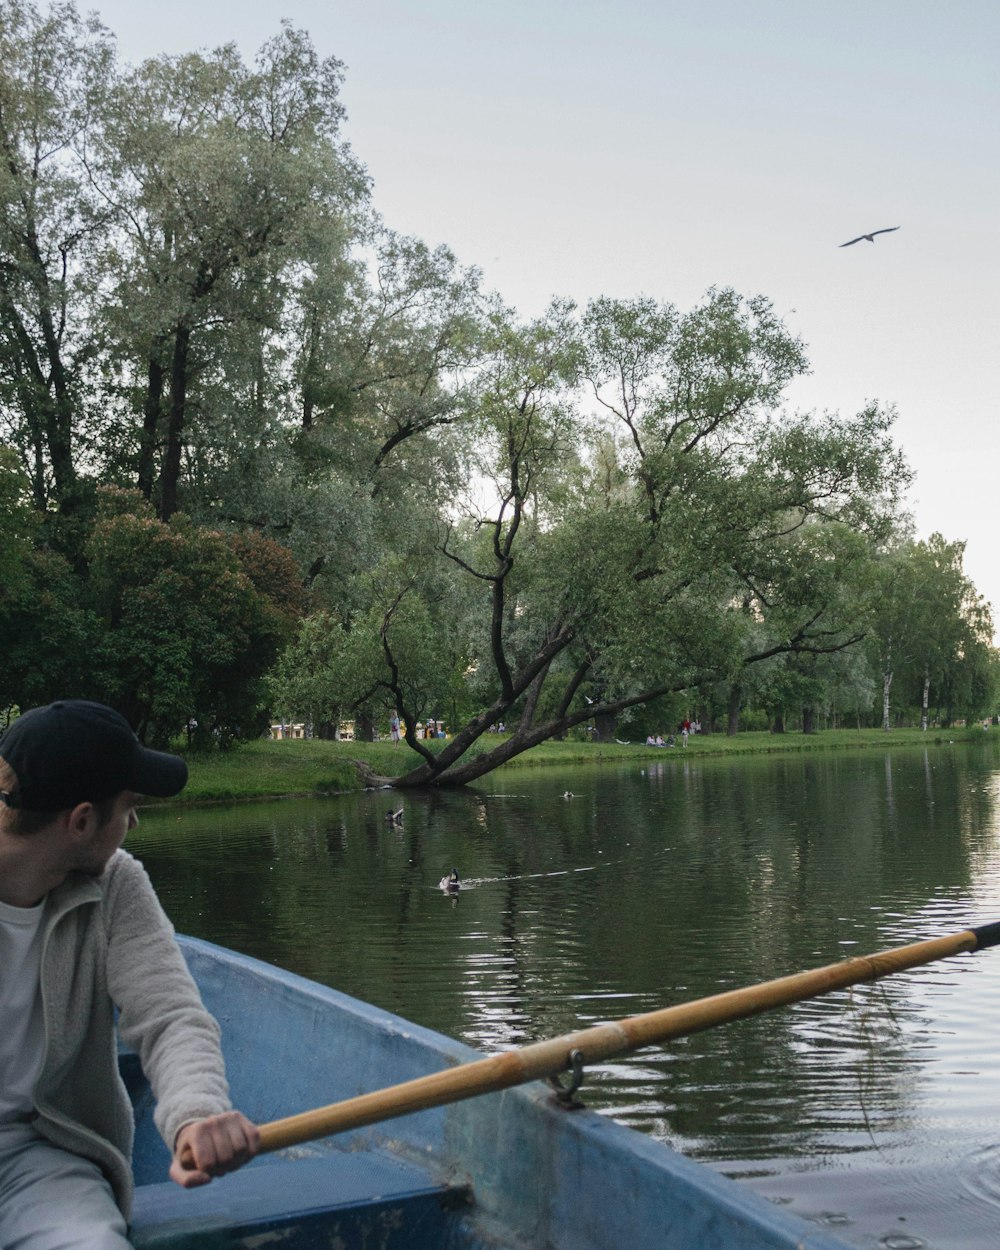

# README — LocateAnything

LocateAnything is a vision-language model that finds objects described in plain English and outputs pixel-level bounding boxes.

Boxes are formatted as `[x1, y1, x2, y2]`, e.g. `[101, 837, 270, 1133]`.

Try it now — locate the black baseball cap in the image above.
[0, 700, 188, 811]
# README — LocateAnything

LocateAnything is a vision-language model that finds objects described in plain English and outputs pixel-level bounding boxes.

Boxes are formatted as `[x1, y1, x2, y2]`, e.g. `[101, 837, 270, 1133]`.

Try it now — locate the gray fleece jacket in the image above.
[32, 848, 231, 1217]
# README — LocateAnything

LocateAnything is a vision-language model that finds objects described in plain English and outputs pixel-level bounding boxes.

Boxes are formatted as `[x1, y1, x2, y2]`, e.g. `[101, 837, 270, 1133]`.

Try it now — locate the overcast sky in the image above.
[89, 0, 1000, 625]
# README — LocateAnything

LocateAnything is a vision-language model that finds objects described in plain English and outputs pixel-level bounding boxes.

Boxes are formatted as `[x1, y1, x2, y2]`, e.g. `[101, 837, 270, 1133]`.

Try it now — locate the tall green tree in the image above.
[906, 534, 993, 729]
[266, 224, 484, 601]
[89, 23, 367, 521]
[869, 538, 921, 730]
[0, 0, 114, 516]
[870, 534, 994, 730]
[314, 290, 912, 787]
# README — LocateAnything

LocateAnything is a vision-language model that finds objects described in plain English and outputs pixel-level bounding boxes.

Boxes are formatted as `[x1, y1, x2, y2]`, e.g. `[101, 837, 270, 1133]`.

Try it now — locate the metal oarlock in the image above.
[548, 1048, 586, 1109]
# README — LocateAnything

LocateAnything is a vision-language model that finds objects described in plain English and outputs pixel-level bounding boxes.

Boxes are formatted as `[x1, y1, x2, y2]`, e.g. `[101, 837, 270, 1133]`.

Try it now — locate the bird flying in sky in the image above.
[839, 226, 900, 248]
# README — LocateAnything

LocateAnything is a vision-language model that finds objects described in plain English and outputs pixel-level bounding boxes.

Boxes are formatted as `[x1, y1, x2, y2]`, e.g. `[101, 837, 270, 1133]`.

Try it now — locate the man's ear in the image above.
[64, 802, 99, 841]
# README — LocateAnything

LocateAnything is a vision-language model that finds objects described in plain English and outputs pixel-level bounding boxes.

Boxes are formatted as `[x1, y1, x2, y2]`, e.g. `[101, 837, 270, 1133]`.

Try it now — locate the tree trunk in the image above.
[24, 229, 77, 507]
[882, 668, 892, 731]
[771, 712, 785, 734]
[802, 706, 815, 734]
[593, 711, 617, 741]
[301, 305, 320, 429]
[43, 383, 76, 508]
[4, 296, 76, 509]
[727, 685, 741, 736]
[160, 323, 190, 521]
[29, 432, 46, 510]
[138, 354, 165, 500]
[921, 669, 930, 732]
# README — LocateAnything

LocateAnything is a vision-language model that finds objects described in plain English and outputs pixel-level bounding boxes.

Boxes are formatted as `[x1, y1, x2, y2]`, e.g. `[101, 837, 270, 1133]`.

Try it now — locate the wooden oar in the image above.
[254, 920, 1000, 1153]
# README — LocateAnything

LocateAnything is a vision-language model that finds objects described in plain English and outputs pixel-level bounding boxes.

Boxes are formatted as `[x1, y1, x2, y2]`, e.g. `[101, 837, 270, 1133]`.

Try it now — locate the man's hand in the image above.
[170, 1111, 261, 1188]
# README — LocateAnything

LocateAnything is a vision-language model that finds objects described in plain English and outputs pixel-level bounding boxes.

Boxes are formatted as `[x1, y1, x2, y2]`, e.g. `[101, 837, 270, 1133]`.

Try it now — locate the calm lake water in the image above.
[135, 740, 1000, 1250]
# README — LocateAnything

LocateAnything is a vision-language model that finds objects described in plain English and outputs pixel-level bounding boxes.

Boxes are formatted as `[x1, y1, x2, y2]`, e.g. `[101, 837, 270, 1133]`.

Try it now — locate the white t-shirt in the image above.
[0, 897, 46, 1145]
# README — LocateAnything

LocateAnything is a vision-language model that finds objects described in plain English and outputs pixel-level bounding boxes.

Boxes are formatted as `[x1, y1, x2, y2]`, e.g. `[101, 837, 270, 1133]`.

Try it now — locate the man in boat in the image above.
[0, 700, 260, 1248]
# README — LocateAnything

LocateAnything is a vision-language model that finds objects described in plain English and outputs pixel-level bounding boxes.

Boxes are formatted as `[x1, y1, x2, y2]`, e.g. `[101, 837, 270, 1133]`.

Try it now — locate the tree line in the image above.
[1, 1, 994, 779]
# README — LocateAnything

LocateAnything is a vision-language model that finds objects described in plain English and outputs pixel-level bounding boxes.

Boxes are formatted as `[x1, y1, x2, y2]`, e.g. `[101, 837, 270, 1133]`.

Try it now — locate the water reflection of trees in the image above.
[132, 744, 1000, 1168]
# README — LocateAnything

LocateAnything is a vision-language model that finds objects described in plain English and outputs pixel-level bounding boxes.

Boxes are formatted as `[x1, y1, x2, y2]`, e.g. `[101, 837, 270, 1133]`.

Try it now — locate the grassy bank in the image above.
[170, 725, 995, 805]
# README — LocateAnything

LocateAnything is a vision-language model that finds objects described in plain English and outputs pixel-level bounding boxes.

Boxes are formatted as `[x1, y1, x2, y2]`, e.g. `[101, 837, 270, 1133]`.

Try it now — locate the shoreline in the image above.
[161, 726, 996, 807]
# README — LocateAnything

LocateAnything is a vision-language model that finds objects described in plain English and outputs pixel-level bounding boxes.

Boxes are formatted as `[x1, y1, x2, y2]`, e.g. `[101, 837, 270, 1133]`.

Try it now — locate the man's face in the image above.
[73, 790, 140, 876]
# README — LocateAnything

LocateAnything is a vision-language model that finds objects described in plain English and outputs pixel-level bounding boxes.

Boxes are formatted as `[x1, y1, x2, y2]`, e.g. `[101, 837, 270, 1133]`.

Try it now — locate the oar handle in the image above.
[253, 921, 999, 1155]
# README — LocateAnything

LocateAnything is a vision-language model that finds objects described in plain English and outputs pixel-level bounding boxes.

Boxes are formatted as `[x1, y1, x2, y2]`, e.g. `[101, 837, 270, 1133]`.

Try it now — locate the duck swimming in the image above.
[562, 791, 574, 800]
[385, 808, 404, 825]
[439, 868, 460, 892]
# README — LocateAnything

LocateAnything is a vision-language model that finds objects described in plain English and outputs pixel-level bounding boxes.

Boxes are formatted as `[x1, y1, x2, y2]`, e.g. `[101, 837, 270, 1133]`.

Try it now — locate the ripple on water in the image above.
[958, 1143, 1000, 1209]
[136, 748, 1000, 1250]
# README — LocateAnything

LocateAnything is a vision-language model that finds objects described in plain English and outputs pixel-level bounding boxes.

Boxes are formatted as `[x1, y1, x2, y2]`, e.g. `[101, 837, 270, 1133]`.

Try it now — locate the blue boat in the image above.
[124, 936, 855, 1250]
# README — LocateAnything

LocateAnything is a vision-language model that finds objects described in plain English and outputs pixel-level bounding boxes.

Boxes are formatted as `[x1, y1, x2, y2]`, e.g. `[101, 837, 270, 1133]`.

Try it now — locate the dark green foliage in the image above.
[85, 492, 302, 744]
